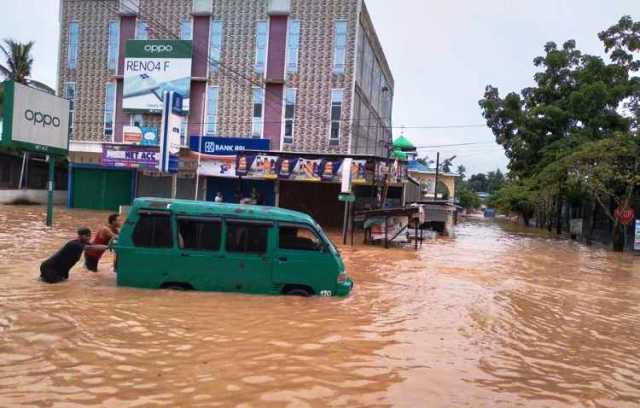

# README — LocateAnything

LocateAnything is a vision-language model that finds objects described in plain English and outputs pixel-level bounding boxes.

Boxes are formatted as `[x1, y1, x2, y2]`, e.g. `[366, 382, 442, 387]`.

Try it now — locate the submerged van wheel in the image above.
[283, 286, 313, 297]
[161, 282, 193, 291]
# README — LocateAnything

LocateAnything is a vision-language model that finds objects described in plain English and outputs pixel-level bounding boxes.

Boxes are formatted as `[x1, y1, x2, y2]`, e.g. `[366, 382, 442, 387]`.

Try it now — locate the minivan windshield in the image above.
[314, 223, 338, 255]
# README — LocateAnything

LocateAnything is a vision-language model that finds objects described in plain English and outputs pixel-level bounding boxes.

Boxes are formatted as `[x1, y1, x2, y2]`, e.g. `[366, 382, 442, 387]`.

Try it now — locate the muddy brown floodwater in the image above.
[1, 206, 639, 407]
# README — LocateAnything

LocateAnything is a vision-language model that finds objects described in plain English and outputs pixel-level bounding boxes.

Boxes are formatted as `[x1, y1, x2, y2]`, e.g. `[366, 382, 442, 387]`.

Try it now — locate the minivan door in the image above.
[274, 224, 338, 295]
[222, 220, 274, 294]
[175, 216, 224, 291]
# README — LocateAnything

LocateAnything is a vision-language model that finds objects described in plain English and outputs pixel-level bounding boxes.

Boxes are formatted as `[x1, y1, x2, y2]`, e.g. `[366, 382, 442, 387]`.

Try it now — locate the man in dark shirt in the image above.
[40, 228, 108, 284]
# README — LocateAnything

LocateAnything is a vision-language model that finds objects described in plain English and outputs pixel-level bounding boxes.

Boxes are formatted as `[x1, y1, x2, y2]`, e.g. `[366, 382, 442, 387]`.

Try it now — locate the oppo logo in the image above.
[24, 109, 61, 128]
[144, 44, 173, 53]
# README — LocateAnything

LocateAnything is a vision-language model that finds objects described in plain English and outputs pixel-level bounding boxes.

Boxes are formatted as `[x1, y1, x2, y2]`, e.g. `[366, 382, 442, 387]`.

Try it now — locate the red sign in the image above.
[614, 206, 636, 226]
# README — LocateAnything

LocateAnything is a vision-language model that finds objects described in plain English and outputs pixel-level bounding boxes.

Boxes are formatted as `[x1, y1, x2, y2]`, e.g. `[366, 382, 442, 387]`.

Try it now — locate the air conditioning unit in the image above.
[119, 0, 139, 15]
[192, 0, 213, 15]
[268, 0, 290, 15]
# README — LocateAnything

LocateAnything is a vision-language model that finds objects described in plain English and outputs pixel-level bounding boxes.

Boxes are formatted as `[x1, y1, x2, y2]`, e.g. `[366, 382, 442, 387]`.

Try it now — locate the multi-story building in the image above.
[58, 0, 396, 222]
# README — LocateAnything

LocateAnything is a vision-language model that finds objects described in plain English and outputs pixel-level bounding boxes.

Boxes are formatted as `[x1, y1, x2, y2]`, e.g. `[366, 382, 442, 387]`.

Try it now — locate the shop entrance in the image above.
[71, 167, 133, 211]
[279, 181, 344, 228]
[206, 177, 275, 206]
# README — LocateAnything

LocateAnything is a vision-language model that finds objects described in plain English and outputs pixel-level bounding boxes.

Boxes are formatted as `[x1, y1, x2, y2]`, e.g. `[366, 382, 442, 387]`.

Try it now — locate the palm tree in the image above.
[0, 39, 54, 94]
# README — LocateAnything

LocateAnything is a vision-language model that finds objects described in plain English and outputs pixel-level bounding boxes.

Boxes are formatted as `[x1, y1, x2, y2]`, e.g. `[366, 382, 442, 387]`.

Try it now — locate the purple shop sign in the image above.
[101, 144, 160, 169]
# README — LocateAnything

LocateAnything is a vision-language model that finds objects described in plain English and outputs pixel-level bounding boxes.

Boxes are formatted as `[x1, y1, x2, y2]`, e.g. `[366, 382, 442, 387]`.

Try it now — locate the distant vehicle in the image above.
[484, 208, 497, 218]
[114, 198, 353, 297]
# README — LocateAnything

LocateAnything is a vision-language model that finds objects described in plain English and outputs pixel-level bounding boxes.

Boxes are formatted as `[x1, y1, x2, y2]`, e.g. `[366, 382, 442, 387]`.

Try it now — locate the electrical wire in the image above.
[66, 0, 491, 137]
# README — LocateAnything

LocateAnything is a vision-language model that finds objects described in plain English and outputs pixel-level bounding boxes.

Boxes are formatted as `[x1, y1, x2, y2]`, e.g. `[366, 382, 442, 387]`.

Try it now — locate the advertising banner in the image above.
[376, 160, 406, 184]
[123, 40, 192, 113]
[291, 158, 323, 181]
[237, 154, 282, 178]
[234, 154, 371, 183]
[345, 159, 368, 184]
[1, 81, 70, 155]
[635, 220, 640, 251]
[101, 144, 159, 169]
[320, 159, 342, 182]
[277, 157, 296, 179]
[198, 155, 236, 177]
[123, 126, 159, 146]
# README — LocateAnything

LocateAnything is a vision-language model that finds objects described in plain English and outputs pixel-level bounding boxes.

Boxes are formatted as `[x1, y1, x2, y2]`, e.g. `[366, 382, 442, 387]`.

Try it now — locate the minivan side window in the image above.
[132, 213, 173, 248]
[279, 225, 323, 251]
[178, 217, 221, 251]
[226, 222, 269, 254]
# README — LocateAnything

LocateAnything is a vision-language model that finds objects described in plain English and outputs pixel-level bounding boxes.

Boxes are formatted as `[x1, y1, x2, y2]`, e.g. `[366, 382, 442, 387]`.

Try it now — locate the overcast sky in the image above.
[1, 1, 638, 174]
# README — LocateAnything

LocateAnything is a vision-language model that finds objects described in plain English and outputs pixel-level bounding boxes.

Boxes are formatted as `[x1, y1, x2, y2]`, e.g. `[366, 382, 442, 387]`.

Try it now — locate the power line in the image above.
[67, 0, 408, 157]
[415, 142, 495, 148]
[66, 0, 491, 151]
[398, 124, 487, 129]
[113, 0, 362, 131]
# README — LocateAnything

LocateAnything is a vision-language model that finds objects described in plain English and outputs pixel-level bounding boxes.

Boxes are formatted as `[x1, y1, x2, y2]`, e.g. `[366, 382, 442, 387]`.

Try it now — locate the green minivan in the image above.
[114, 198, 353, 297]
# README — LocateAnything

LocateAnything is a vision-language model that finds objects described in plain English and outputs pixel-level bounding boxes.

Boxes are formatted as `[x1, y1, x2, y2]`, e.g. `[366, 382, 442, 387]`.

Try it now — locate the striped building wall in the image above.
[58, 0, 393, 156]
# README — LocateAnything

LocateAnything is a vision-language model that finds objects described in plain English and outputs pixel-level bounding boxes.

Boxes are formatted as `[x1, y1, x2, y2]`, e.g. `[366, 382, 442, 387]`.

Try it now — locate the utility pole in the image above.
[434, 152, 440, 200]
[46, 155, 55, 227]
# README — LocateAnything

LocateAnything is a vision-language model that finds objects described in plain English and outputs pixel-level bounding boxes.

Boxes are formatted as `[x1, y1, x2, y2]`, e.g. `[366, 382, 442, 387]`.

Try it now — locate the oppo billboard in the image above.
[1, 81, 70, 155]
[123, 40, 193, 113]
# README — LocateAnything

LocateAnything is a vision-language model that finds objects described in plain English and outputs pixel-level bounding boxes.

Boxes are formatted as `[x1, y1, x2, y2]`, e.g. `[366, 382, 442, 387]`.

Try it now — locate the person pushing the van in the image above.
[40, 228, 109, 284]
[84, 214, 120, 272]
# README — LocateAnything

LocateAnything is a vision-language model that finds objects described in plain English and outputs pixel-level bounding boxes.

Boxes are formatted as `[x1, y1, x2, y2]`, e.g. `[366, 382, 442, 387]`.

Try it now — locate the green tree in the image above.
[479, 16, 640, 249]
[458, 185, 481, 209]
[456, 164, 466, 180]
[0, 39, 54, 93]
[486, 169, 505, 194]
[491, 182, 536, 226]
[559, 134, 640, 251]
[598, 15, 640, 130]
[468, 173, 488, 192]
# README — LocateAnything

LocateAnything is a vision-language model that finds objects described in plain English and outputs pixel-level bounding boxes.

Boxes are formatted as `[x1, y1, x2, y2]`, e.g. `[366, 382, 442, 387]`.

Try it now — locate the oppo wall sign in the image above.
[2, 81, 70, 154]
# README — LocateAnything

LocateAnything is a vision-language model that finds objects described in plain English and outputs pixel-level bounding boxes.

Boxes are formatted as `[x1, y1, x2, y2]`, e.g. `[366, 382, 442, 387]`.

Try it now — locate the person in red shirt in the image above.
[84, 214, 120, 272]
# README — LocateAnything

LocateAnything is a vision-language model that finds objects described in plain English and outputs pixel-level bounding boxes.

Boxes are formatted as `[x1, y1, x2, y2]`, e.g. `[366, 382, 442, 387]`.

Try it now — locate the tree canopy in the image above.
[0, 39, 54, 94]
[479, 16, 640, 250]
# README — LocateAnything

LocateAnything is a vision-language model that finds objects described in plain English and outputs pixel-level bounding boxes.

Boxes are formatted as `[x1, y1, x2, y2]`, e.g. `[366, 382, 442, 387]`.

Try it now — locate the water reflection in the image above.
[0, 206, 638, 407]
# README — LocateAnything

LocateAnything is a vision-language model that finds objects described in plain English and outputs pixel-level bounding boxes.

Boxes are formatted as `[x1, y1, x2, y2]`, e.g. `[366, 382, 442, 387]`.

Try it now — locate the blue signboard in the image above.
[172, 92, 184, 115]
[159, 92, 180, 174]
[190, 136, 270, 155]
[140, 127, 159, 146]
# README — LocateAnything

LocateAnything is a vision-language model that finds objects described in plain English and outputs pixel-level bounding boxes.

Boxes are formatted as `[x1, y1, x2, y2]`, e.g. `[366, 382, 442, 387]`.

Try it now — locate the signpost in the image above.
[635, 220, 640, 252]
[341, 158, 354, 244]
[614, 206, 635, 226]
[1, 81, 70, 227]
[158, 91, 182, 174]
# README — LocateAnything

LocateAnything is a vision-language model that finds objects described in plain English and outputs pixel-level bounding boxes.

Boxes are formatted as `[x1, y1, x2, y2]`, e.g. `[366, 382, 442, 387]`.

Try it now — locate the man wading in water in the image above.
[40, 228, 109, 284]
[84, 214, 120, 272]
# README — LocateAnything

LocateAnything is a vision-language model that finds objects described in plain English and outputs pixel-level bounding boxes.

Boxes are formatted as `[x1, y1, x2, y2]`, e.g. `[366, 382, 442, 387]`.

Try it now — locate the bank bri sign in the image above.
[189, 136, 270, 155]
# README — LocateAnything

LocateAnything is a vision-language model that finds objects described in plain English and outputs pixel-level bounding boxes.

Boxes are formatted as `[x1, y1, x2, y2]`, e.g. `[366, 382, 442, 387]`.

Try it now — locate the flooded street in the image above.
[1, 206, 639, 407]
